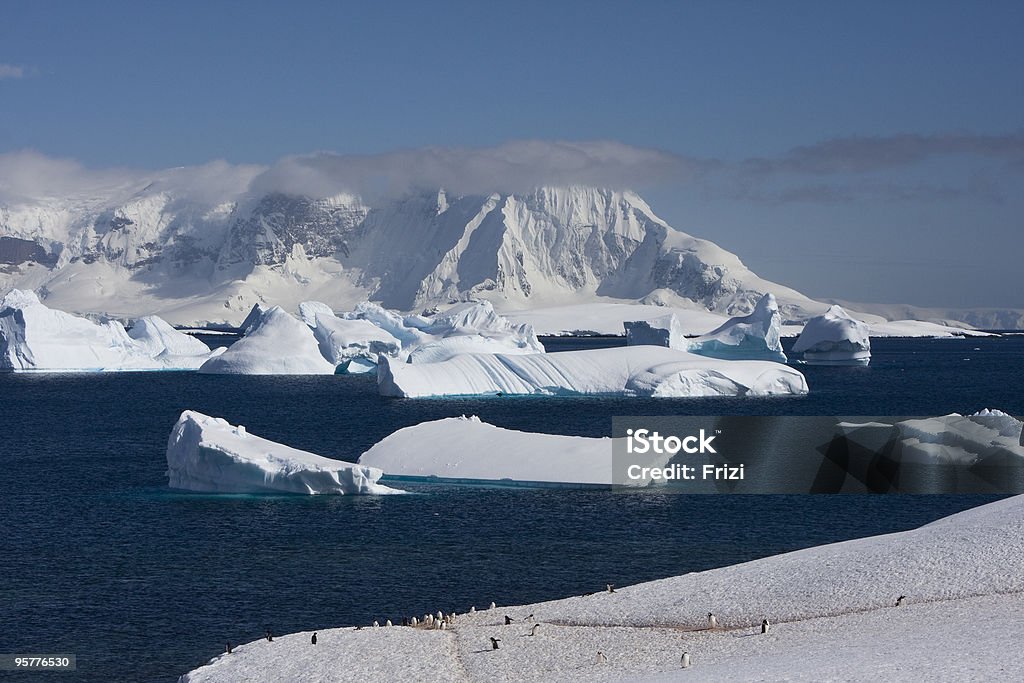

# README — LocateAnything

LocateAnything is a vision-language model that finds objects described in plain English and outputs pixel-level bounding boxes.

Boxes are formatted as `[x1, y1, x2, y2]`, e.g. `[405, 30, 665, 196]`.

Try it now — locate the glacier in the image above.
[166, 410, 402, 495]
[377, 345, 808, 398]
[792, 304, 871, 365]
[357, 415, 667, 487]
[0, 289, 218, 371]
[198, 306, 336, 375]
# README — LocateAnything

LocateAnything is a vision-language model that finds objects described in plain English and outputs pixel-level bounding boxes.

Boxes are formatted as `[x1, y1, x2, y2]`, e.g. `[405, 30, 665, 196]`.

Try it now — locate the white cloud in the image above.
[249, 140, 694, 199]
[0, 64, 27, 80]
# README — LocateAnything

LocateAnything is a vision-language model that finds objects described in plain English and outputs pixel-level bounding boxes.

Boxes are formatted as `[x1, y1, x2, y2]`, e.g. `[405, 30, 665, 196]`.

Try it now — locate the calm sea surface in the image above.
[0, 335, 1021, 681]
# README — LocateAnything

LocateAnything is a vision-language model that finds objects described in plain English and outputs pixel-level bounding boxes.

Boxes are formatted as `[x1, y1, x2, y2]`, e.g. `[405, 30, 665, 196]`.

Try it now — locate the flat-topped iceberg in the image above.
[792, 304, 871, 365]
[0, 289, 217, 371]
[358, 416, 666, 486]
[684, 292, 787, 363]
[198, 306, 335, 375]
[378, 345, 808, 398]
[166, 410, 403, 495]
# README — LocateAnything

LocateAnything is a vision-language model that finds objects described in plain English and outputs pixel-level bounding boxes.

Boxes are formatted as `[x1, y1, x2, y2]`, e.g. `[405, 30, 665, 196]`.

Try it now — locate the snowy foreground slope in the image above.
[377, 346, 808, 398]
[180, 494, 1024, 682]
[166, 411, 401, 495]
[358, 416, 666, 486]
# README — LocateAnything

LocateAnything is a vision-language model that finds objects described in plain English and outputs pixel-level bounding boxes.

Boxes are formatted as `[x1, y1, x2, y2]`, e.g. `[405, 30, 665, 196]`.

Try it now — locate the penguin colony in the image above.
[238, 587, 907, 671]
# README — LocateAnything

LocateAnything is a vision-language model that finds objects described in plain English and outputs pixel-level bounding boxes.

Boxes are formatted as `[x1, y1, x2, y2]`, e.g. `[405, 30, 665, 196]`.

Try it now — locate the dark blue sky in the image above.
[1, 1, 1022, 307]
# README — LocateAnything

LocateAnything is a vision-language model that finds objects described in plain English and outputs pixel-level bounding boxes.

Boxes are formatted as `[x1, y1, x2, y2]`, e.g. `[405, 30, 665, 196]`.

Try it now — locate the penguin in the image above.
[311, 632, 317, 645]
[411, 617, 419, 627]
[681, 651, 691, 668]
[525, 613, 534, 620]
[385, 619, 393, 627]
[490, 637, 501, 650]
[425, 614, 433, 626]
[402, 617, 409, 627]
[896, 595, 907, 607]
[438, 621, 447, 631]
[707, 613, 718, 629]
[607, 584, 615, 593]
[489, 602, 497, 609]
[596, 651, 608, 664]
[265, 630, 273, 642]
[761, 619, 770, 634]
[225, 642, 232, 654]
[504, 615, 513, 625]
[373, 620, 380, 628]
[529, 624, 540, 637]
[469, 606, 476, 613]
[436, 610, 444, 621]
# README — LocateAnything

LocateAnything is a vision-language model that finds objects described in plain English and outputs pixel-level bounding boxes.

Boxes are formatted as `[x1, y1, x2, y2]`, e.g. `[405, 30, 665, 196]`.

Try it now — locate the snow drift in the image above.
[166, 410, 402, 495]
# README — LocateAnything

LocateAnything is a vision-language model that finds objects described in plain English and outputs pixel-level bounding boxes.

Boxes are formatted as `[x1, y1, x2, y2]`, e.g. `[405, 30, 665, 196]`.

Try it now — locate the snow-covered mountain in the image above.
[0, 181, 866, 326]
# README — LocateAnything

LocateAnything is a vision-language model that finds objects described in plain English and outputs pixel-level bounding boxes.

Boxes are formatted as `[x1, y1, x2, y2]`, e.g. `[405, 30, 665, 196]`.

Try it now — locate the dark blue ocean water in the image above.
[0, 335, 1022, 681]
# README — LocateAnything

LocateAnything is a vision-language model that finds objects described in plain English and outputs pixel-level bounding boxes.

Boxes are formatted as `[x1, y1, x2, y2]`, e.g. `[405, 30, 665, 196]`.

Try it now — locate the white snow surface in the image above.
[0, 289, 216, 371]
[198, 306, 336, 375]
[792, 304, 871, 365]
[683, 293, 787, 363]
[358, 416, 664, 486]
[166, 410, 402, 495]
[377, 346, 808, 398]
[180, 494, 1024, 682]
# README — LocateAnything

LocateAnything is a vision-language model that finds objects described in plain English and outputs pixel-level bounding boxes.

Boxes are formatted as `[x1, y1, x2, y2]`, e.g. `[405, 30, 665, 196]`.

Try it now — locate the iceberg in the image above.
[623, 313, 688, 350]
[358, 415, 666, 487]
[0, 289, 217, 371]
[792, 305, 871, 365]
[126, 315, 224, 369]
[166, 410, 402, 494]
[296, 300, 336, 328]
[238, 303, 269, 335]
[198, 306, 336, 375]
[684, 293, 788, 363]
[837, 409, 1024, 468]
[377, 345, 808, 398]
[311, 313, 402, 368]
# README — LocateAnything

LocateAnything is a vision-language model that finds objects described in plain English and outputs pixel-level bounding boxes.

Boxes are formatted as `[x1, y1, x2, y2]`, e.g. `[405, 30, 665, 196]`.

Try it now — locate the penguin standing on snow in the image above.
[896, 595, 907, 607]
[761, 619, 770, 634]
[529, 624, 540, 637]
[489, 602, 497, 609]
[681, 651, 691, 668]
[707, 613, 718, 630]
[311, 632, 317, 645]
[504, 615, 513, 625]
[596, 651, 608, 664]
[265, 630, 273, 642]
[607, 584, 616, 593]
[225, 642, 232, 654]
[490, 637, 501, 650]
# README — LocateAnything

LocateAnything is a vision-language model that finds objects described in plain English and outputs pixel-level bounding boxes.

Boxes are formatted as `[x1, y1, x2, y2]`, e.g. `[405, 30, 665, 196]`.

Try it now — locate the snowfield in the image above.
[166, 410, 402, 495]
[179, 493, 1024, 682]
[377, 346, 808, 398]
